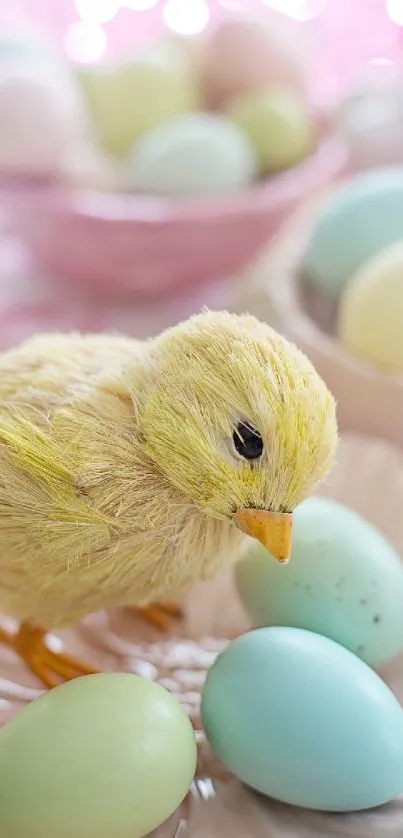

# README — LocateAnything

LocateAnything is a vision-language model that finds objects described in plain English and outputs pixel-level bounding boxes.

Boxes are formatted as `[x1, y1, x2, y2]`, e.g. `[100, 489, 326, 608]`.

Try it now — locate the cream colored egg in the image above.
[338, 242, 403, 372]
[77, 41, 200, 158]
[227, 89, 315, 174]
[0, 60, 88, 174]
[201, 16, 308, 109]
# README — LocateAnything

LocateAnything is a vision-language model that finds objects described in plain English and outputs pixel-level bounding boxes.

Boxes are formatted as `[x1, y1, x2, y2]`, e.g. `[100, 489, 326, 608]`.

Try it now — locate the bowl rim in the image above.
[0, 132, 347, 225]
[266, 204, 403, 390]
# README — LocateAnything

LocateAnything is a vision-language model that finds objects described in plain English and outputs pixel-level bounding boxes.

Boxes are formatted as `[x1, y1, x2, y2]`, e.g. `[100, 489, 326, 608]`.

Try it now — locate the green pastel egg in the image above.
[127, 113, 258, 197]
[0, 673, 197, 838]
[227, 89, 315, 174]
[76, 42, 200, 158]
[236, 497, 403, 666]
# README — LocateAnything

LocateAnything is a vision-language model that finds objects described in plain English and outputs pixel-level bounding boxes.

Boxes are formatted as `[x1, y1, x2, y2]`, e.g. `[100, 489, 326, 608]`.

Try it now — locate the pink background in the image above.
[3, 0, 403, 102]
[0, 0, 402, 344]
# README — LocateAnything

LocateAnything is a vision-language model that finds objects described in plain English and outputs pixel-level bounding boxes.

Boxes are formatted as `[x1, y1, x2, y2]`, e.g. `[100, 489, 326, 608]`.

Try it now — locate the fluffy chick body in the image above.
[0, 312, 338, 630]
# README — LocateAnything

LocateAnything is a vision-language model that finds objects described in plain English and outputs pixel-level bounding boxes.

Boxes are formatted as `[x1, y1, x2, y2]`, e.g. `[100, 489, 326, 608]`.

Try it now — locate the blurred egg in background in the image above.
[338, 61, 403, 171]
[75, 38, 201, 157]
[338, 240, 403, 372]
[303, 168, 403, 298]
[126, 112, 258, 196]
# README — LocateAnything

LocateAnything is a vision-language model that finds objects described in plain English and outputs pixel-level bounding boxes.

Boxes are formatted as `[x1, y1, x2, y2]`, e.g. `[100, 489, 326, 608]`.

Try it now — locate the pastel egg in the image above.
[201, 16, 308, 109]
[0, 673, 197, 838]
[236, 497, 403, 666]
[126, 113, 257, 198]
[227, 89, 315, 174]
[338, 74, 403, 170]
[338, 241, 403, 372]
[201, 627, 403, 811]
[0, 61, 88, 174]
[303, 167, 403, 297]
[77, 41, 200, 158]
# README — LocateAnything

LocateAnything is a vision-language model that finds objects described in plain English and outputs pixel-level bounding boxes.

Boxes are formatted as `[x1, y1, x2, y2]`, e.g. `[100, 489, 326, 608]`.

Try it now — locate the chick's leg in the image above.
[0, 622, 96, 689]
[138, 602, 183, 631]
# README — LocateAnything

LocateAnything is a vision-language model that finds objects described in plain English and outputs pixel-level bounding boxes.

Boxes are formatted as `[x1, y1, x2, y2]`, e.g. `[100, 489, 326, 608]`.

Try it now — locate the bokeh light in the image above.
[64, 21, 107, 62]
[369, 57, 396, 66]
[75, 0, 119, 25]
[163, 0, 210, 35]
[263, 0, 327, 21]
[387, 0, 403, 26]
[218, 0, 250, 10]
[124, 0, 160, 9]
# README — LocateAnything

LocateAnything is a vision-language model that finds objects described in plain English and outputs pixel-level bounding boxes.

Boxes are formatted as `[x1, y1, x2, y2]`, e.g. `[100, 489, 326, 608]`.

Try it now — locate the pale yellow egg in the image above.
[338, 241, 403, 372]
[227, 89, 315, 174]
[77, 41, 200, 158]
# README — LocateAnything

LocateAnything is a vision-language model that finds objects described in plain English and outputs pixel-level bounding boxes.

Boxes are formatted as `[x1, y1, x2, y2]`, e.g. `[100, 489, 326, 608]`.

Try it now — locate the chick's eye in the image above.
[233, 422, 263, 461]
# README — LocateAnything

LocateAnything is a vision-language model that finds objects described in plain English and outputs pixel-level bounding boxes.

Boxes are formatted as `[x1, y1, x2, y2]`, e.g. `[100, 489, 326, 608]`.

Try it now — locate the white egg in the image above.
[0, 60, 88, 175]
[126, 113, 258, 198]
[338, 64, 403, 170]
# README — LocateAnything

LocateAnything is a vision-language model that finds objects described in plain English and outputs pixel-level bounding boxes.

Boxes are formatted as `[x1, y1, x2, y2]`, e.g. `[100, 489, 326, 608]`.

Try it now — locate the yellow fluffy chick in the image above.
[0, 311, 337, 686]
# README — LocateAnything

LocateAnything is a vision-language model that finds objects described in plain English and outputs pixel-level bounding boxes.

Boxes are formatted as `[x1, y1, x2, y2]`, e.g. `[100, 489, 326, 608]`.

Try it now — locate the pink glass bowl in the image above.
[0, 133, 346, 299]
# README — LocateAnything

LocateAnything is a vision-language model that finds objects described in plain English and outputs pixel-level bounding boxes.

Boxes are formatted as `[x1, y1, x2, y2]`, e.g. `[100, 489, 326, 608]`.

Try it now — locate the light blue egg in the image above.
[236, 497, 403, 667]
[304, 167, 403, 295]
[201, 627, 403, 811]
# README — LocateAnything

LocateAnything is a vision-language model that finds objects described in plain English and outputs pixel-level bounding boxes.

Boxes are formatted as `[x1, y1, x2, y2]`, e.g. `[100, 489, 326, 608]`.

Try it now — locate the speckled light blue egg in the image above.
[201, 627, 403, 812]
[304, 167, 403, 295]
[236, 497, 403, 666]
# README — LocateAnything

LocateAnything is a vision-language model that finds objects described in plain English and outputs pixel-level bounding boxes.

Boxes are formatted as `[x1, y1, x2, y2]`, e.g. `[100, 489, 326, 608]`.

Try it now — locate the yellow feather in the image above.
[0, 312, 338, 629]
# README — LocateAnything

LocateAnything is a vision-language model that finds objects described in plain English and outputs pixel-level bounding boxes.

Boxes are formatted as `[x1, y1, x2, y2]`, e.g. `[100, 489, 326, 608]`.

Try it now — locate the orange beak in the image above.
[234, 508, 293, 564]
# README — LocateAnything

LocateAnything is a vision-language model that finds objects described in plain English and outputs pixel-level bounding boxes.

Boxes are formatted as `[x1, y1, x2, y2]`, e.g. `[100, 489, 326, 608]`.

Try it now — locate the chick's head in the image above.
[140, 312, 338, 561]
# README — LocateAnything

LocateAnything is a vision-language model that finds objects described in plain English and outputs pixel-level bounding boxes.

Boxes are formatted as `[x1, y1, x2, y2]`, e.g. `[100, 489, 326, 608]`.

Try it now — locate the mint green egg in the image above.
[304, 167, 403, 296]
[236, 496, 403, 666]
[0, 673, 197, 838]
[127, 113, 257, 197]
[201, 627, 403, 811]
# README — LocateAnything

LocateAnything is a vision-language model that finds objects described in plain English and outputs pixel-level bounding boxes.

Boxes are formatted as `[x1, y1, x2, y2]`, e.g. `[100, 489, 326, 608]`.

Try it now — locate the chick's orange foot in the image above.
[0, 622, 97, 689]
[137, 602, 183, 631]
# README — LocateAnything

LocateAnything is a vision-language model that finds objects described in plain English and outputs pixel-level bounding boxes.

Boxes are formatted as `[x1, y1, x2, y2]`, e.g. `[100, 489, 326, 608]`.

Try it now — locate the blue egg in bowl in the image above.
[303, 167, 403, 298]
